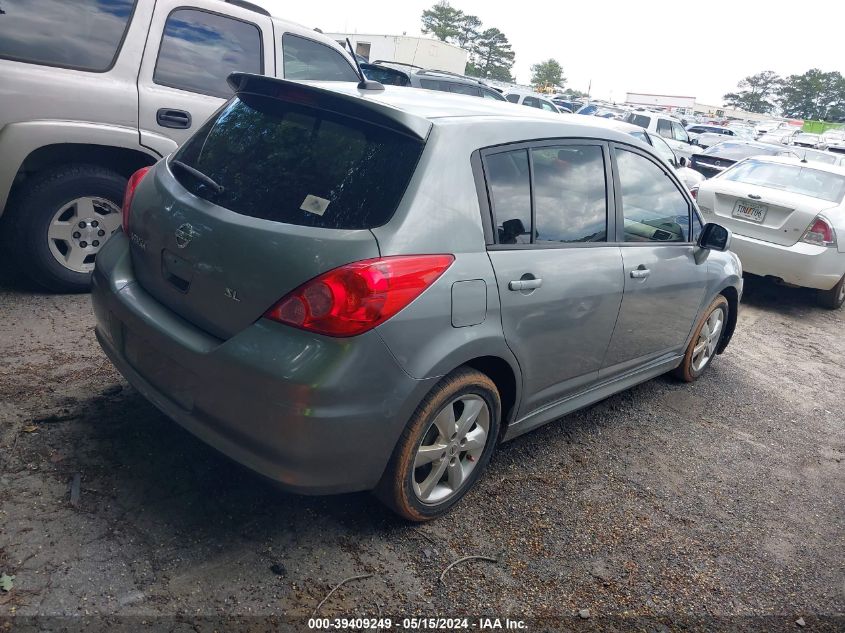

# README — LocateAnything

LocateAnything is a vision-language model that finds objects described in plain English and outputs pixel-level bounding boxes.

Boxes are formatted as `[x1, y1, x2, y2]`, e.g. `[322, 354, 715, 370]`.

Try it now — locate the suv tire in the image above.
[817, 274, 845, 310]
[7, 164, 126, 293]
[376, 368, 501, 521]
[673, 295, 729, 382]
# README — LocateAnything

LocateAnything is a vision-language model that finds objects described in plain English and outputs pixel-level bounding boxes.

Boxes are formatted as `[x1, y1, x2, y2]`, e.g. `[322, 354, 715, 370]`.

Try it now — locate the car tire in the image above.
[376, 368, 501, 522]
[673, 295, 729, 382]
[817, 274, 845, 310]
[6, 164, 127, 293]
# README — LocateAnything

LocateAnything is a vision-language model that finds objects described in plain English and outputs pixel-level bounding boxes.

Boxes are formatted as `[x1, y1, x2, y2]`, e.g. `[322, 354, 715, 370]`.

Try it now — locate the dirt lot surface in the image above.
[1, 262, 843, 631]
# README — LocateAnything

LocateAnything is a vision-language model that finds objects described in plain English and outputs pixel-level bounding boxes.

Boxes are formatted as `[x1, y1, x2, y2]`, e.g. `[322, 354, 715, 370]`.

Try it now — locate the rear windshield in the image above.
[723, 159, 845, 203]
[171, 94, 425, 229]
[703, 143, 783, 160]
[625, 113, 651, 128]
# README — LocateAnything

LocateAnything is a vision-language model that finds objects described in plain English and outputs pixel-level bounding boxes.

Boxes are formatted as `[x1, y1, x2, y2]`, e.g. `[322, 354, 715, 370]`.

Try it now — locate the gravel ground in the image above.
[1, 259, 843, 631]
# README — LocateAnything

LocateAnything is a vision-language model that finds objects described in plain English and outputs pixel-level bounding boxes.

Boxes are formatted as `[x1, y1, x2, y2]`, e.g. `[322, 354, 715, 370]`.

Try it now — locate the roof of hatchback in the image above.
[303, 80, 638, 138]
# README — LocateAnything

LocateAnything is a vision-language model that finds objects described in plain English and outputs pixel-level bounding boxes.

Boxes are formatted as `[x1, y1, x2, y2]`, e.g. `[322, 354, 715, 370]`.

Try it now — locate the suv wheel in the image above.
[674, 295, 728, 382]
[7, 164, 126, 292]
[377, 368, 501, 521]
[818, 274, 845, 310]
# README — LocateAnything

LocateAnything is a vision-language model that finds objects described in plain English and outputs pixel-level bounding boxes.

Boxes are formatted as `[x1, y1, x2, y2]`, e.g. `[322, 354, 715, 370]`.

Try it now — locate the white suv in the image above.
[623, 111, 697, 166]
[0, 0, 360, 291]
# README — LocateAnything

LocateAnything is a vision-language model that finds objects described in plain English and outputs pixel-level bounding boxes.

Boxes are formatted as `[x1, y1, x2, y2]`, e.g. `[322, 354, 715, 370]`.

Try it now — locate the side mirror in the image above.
[697, 223, 731, 252]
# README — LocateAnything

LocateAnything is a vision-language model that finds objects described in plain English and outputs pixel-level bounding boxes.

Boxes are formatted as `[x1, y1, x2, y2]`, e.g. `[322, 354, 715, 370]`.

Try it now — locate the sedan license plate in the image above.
[733, 201, 767, 223]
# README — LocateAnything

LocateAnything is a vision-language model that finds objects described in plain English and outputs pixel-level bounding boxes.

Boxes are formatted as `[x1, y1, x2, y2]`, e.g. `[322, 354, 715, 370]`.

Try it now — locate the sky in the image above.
[255, 0, 844, 105]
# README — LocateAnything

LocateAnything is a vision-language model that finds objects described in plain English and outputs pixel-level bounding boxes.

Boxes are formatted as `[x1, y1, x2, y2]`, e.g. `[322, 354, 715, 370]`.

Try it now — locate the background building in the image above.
[326, 33, 468, 75]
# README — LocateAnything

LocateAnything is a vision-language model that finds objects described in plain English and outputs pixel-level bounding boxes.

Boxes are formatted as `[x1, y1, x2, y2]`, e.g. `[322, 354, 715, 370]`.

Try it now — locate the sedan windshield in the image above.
[723, 159, 845, 203]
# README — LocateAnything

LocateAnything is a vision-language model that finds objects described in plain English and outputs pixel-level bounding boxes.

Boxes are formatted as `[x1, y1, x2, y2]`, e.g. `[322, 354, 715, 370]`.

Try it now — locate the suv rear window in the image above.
[626, 114, 651, 128]
[0, 0, 136, 71]
[171, 94, 425, 229]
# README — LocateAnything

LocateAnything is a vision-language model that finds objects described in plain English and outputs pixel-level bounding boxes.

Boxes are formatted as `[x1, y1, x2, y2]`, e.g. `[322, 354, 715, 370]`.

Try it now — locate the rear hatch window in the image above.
[171, 94, 425, 229]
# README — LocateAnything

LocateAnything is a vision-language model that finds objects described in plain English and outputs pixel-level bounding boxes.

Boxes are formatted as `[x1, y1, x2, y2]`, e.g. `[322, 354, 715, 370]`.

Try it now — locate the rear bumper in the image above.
[91, 233, 436, 494]
[731, 233, 844, 290]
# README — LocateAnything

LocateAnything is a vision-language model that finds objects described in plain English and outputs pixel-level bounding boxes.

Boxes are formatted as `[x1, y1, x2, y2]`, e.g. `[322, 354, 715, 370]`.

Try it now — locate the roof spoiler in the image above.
[226, 73, 432, 141]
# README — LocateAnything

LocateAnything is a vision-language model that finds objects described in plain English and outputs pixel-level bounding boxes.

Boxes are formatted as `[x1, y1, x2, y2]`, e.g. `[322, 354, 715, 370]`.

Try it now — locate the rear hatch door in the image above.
[126, 76, 430, 339]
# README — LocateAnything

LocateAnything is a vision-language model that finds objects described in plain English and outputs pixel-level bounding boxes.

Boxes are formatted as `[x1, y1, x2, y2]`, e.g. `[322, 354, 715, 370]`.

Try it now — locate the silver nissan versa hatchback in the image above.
[92, 74, 742, 521]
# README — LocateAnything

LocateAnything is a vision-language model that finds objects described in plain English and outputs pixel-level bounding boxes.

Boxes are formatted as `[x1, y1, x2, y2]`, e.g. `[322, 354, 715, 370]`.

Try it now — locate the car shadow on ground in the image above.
[738, 274, 824, 314]
[45, 386, 409, 545]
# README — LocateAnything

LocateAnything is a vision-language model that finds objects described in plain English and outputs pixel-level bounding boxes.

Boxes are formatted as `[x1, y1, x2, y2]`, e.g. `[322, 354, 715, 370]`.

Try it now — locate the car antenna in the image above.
[346, 38, 384, 91]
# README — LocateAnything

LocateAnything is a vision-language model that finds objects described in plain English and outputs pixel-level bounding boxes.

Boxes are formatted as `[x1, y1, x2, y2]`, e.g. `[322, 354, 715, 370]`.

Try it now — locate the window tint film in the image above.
[361, 64, 410, 86]
[626, 113, 651, 128]
[0, 0, 136, 71]
[282, 33, 358, 81]
[172, 95, 425, 229]
[522, 97, 540, 108]
[723, 160, 845, 203]
[448, 83, 481, 97]
[656, 119, 673, 137]
[616, 149, 690, 242]
[419, 79, 444, 91]
[532, 146, 607, 243]
[485, 150, 532, 245]
[505, 94, 520, 103]
[155, 9, 261, 98]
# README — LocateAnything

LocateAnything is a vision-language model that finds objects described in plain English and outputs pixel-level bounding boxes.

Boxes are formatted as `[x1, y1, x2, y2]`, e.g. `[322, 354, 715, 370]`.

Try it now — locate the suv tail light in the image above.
[690, 186, 699, 199]
[801, 216, 837, 247]
[264, 255, 455, 337]
[122, 166, 151, 233]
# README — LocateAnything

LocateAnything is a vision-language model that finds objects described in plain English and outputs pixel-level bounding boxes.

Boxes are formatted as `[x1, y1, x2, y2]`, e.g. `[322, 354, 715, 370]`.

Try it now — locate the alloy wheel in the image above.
[691, 307, 724, 372]
[412, 394, 490, 505]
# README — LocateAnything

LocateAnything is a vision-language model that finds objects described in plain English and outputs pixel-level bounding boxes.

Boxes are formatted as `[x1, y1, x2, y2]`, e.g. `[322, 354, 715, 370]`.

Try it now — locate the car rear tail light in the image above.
[264, 255, 455, 337]
[801, 216, 837, 247]
[690, 186, 698, 199]
[122, 166, 151, 233]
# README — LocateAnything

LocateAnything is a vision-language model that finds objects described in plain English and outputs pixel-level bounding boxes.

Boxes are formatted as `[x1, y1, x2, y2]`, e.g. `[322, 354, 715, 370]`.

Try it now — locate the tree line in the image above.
[421, 1, 515, 81]
[724, 69, 845, 121]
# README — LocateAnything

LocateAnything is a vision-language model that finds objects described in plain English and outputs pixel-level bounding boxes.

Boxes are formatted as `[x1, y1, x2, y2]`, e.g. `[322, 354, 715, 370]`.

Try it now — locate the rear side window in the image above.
[482, 89, 506, 101]
[505, 94, 520, 103]
[656, 119, 673, 138]
[448, 83, 481, 97]
[485, 150, 532, 244]
[0, 0, 136, 71]
[615, 149, 689, 242]
[172, 95, 425, 229]
[155, 9, 262, 98]
[419, 79, 446, 92]
[626, 114, 651, 128]
[522, 97, 540, 108]
[532, 146, 607, 243]
[282, 33, 359, 81]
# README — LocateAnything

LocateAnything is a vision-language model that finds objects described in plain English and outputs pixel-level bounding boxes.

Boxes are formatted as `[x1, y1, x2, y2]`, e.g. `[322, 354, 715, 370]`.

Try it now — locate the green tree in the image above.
[421, 1, 463, 42]
[722, 71, 782, 114]
[455, 13, 482, 48]
[466, 28, 515, 82]
[530, 59, 566, 89]
[777, 69, 845, 121]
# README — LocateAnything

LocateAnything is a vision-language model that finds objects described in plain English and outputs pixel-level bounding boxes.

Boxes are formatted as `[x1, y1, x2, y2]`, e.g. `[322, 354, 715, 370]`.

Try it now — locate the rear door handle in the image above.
[509, 278, 543, 291]
[630, 267, 651, 279]
[156, 108, 192, 129]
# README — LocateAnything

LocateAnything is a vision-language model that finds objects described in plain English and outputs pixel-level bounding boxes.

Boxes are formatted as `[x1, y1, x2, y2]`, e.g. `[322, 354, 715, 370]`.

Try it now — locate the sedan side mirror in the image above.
[697, 223, 731, 252]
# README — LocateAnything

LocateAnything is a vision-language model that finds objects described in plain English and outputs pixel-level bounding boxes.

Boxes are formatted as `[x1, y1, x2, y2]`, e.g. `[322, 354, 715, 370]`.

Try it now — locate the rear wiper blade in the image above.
[171, 160, 225, 194]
